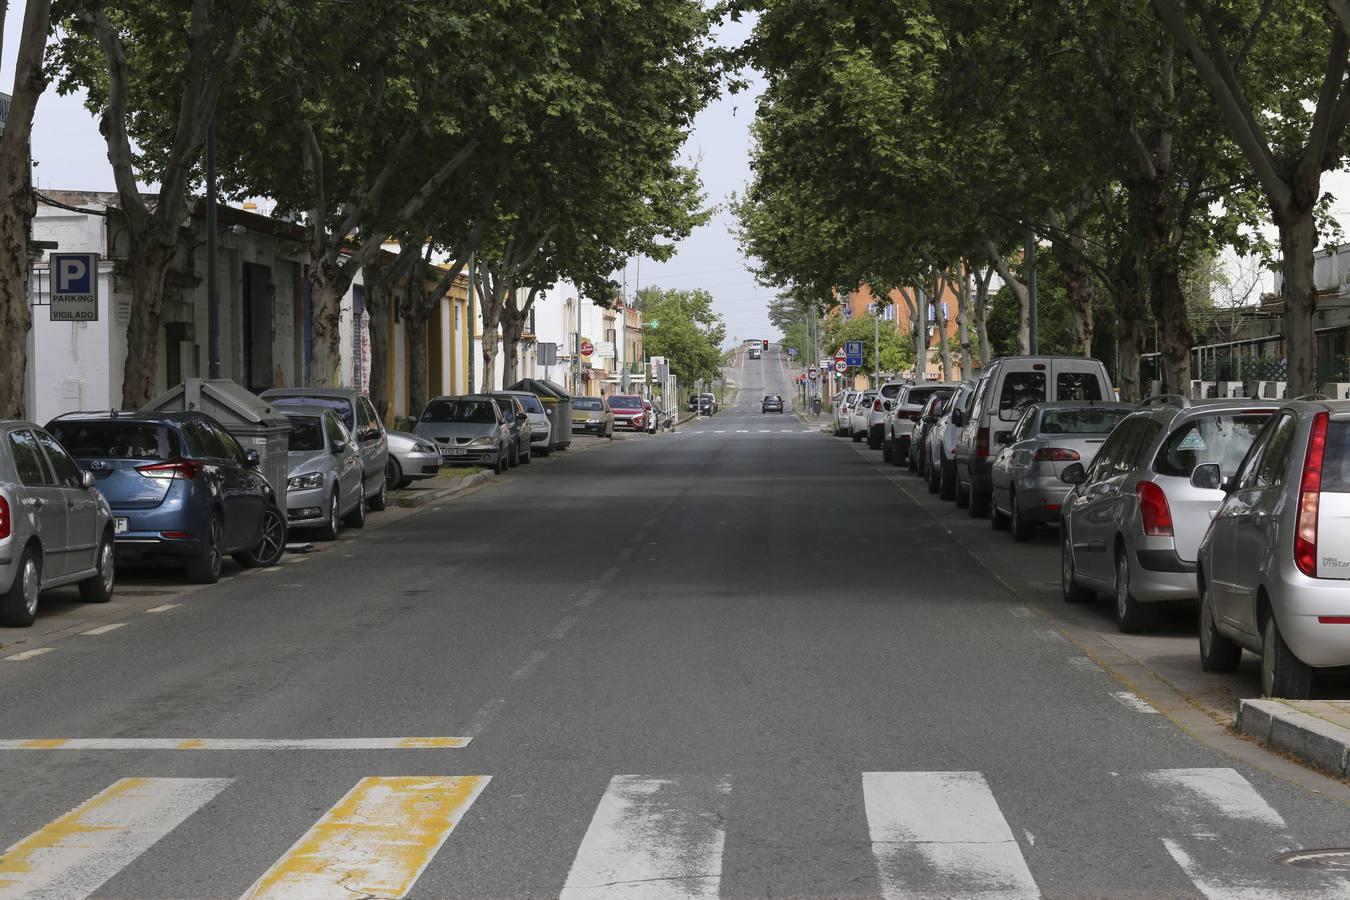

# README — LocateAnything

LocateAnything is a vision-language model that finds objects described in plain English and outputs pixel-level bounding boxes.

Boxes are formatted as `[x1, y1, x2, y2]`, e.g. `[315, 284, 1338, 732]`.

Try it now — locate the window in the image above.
[1010, 409, 1036, 443]
[49, 422, 179, 461]
[998, 372, 1046, 421]
[213, 424, 247, 464]
[355, 398, 373, 429]
[515, 394, 544, 414]
[572, 398, 604, 411]
[880, 384, 902, 399]
[1038, 407, 1132, 436]
[422, 400, 497, 423]
[181, 420, 224, 459]
[34, 430, 84, 489]
[8, 430, 52, 486]
[1056, 371, 1104, 402]
[1320, 421, 1350, 492]
[271, 397, 354, 429]
[1120, 420, 1164, 473]
[287, 416, 325, 453]
[1086, 416, 1141, 481]
[1251, 414, 1297, 488]
[1155, 413, 1273, 478]
[325, 413, 350, 448]
[361, 398, 382, 432]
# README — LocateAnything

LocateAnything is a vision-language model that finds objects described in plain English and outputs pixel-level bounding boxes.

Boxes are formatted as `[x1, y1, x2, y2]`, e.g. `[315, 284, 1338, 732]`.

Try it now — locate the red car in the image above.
[608, 395, 651, 432]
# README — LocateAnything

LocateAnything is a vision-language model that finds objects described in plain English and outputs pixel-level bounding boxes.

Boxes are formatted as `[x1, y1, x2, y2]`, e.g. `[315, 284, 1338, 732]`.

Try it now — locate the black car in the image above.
[762, 394, 784, 413]
[490, 394, 533, 467]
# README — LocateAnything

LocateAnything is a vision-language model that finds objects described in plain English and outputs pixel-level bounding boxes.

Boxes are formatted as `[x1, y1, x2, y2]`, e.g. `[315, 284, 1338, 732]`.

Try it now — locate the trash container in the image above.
[506, 378, 572, 450]
[141, 378, 293, 506]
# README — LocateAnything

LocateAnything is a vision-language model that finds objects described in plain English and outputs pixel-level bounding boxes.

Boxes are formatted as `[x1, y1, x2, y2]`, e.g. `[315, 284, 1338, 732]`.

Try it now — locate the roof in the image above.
[46, 410, 209, 424]
[262, 388, 363, 402]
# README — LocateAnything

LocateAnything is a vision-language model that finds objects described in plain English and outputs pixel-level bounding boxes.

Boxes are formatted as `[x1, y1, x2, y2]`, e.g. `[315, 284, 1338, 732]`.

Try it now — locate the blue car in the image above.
[46, 412, 285, 584]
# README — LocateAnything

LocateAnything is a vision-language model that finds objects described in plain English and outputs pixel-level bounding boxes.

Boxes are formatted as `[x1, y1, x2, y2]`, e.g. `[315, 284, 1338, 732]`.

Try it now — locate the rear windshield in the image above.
[880, 384, 902, 399]
[999, 372, 1046, 421]
[764, 395, 781, 401]
[906, 387, 949, 407]
[1057, 372, 1104, 402]
[573, 398, 604, 411]
[1040, 408, 1132, 435]
[271, 396, 354, 429]
[50, 422, 181, 461]
[609, 396, 642, 409]
[1321, 422, 1350, 492]
[286, 416, 324, 452]
[422, 400, 496, 424]
[1155, 413, 1272, 477]
[514, 394, 544, 414]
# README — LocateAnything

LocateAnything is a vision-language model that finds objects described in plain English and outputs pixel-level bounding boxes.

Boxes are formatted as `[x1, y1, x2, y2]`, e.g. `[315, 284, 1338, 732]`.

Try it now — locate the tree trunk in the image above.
[0, 146, 33, 419]
[479, 326, 500, 393]
[119, 236, 176, 408]
[1055, 244, 1095, 357]
[1150, 264, 1193, 396]
[307, 257, 351, 388]
[362, 265, 390, 420]
[956, 267, 973, 379]
[406, 310, 429, 418]
[501, 311, 525, 387]
[932, 277, 953, 382]
[1278, 210, 1318, 397]
[974, 264, 994, 366]
[1114, 249, 1146, 402]
[985, 243, 1029, 354]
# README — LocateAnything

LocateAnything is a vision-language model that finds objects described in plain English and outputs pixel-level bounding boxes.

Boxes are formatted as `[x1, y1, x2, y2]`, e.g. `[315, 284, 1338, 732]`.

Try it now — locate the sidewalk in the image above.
[1238, 699, 1350, 778]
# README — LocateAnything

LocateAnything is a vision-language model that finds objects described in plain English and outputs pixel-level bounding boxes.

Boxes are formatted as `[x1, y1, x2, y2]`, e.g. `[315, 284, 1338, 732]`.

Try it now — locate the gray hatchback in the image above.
[413, 396, 511, 473]
[0, 421, 116, 627]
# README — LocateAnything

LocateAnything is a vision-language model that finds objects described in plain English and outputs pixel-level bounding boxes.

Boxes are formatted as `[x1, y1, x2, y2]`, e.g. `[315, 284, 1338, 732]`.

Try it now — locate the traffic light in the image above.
[761, 339, 769, 351]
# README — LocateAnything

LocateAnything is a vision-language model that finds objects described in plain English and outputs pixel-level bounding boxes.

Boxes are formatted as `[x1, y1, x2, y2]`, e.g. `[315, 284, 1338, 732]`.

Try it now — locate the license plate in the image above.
[443, 448, 467, 457]
[114, 518, 128, 534]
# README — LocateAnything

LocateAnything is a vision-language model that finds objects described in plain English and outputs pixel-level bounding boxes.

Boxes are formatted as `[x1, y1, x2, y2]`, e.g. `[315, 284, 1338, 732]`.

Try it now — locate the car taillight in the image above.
[873, 400, 883, 412]
[0, 496, 9, 540]
[1136, 481, 1174, 537]
[136, 458, 203, 480]
[975, 427, 990, 457]
[1295, 412, 1328, 577]
[1034, 448, 1081, 462]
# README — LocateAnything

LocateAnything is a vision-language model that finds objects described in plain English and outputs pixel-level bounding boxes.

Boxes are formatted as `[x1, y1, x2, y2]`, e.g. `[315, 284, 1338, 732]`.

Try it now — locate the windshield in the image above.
[906, 387, 950, 407]
[573, 398, 604, 411]
[609, 396, 642, 409]
[271, 396, 354, 429]
[286, 416, 325, 452]
[1155, 413, 1272, 477]
[422, 400, 497, 424]
[49, 421, 180, 460]
[513, 394, 544, 414]
[1039, 408, 1133, 435]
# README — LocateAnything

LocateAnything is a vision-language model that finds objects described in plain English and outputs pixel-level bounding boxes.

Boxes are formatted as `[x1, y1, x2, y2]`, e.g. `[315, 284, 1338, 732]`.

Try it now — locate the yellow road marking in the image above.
[18, 739, 66, 749]
[239, 775, 490, 899]
[176, 739, 206, 749]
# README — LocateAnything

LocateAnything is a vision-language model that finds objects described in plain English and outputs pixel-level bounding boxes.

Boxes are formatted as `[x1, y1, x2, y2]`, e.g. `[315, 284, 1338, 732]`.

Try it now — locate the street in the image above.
[2, 346, 1350, 899]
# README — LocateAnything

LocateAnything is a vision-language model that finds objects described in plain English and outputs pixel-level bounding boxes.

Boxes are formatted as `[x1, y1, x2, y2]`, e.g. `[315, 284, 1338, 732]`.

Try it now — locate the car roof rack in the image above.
[1138, 394, 1189, 408]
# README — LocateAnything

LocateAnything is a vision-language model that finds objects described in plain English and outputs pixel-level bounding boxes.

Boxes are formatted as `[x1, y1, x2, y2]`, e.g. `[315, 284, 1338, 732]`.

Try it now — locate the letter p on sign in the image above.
[50, 252, 100, 321]
[57, 256, 90, 293]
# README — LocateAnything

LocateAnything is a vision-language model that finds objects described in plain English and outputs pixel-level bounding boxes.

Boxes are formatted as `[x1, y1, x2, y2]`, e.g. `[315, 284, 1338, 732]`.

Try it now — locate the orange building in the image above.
[835, 279, 969, 384]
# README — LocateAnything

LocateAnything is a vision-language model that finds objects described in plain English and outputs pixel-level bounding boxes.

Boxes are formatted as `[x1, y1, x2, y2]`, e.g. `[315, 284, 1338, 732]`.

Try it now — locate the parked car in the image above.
[1196, 399, 1350, 697]
[571, 397, 614, 437]
[868, 382, 907, 450]
[762, 394, 784, 413]
[699, 393, 720, 415]
[0, 421, 116, 627]
[886, 383, 960, 466]
[261, 388, 389, 512]
[909, 393, 948, 478]
[849, 391, 877, 442]
[955, 356, 1114, 516]
[47, 411, 285, 585]
[609, 395, 649, 432]
[412, 396, 511, 473]
[490, 393, 533, 467]
[281, 406, 365, 541]
[498, 390, 553, 455]
[385, 430, 441, 491]
[641, 399, 659, 434]
[927, 382, 977, 499]
[749, 346, 762, 360]
[1059, 398, 1276, 633]
[989, 402, 1135, 541]
[834, 391, 860, 436]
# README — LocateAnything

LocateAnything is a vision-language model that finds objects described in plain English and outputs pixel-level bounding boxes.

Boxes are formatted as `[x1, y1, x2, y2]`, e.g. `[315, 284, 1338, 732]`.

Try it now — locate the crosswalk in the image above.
[1, 768, 1346, 899]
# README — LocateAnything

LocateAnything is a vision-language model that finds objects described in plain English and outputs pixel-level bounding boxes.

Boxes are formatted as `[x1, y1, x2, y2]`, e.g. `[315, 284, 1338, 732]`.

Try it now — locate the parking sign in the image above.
[50, 253, 100, 322]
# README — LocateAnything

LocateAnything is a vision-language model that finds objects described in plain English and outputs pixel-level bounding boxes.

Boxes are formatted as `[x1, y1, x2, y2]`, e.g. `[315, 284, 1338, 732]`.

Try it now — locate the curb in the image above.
[387, 471, 494, 508]
[1237, 699, 1350, 778]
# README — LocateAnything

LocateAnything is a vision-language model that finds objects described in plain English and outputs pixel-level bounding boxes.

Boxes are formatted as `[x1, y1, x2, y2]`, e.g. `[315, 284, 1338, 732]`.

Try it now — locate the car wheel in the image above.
[343, 488, 367, 528]
[907, 446, 918, 472]
[235, 503, 286, 568]
[509, 443, 520, 468]
[851, 430, 863, 443]
[494, 451, 505, 474]
[1010, 491, 1033, 543]
[368, 480, 387, 512]
[1199, 580, 1241, 672]
[316, 490, 341, 541]
[1060, 530, 1093, 603]
[968, 487, 990, 518]
[1114, 548, 1153, 633]
[991, 496, 1010, 530]
[939, 458, 956, 501]
[385, 458, 403, 493]
[521, 445, 533, 465]
[79, 531, 116, 604]
[868, 429, 882, 451]
[955, 477, 970, 509]
[927, 457, 941, 494]
[537, 445, 551, 457]
[882, 440, 893, 463]
[186, 514, 223, 584]
[1261, 613, 1313, 699]
[0, 547, 41, 627]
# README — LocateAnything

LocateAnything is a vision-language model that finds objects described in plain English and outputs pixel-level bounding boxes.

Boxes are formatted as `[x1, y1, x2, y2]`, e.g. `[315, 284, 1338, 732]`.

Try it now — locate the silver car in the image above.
[0, 421, 116, 627]
[926, 382, 976, 499]
[412, 396, 511, 474]
[385, 430, 441, 491]
[834, 390, 860, 436]
[262, 388, 390, 512]
[282, 407, 365, 541]
[849, 391, 877, 442]
[1059, 398, 1277, 633]
[497, 390, 553, 455]
[989, 402, 1135, 541]
[886, 383, 960, 467]
[1197, 399, 1350, 698]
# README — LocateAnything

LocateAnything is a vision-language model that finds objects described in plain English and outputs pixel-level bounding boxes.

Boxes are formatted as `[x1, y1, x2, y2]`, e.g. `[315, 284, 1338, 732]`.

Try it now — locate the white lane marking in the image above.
[240, 776, 489, 900]
[779, 429, 795, 433]
[0, 777, 231, 899]
[1008, 607, 1032, 618]
[758, 429, 771, 433]
[735, 430, 749, 433]
[0, 737, 470, 750]
[144, 604, 180, 613]
[863, 771, 1038, 900]
[2, 648, 53, 661]
[549, 615, 580, 641]
[80, 623, 127, 636]
[561, 775, 731, 898]
[1143, 768, 1285, 827]
[1111, 691, 1159, 714]
[512, 650, 550, 681]
[1068, 656, 1101, 672]
[713, 430, 726, 434]
[464, 699, 504, 737]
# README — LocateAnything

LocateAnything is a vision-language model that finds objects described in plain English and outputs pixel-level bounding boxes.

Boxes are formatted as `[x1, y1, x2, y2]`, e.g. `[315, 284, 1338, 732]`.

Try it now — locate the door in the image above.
[34, 429, 101, 575]
[215, 424, 267, 550]
[355, 397, 384, 497]
[1227, 413, 1297, 635]
[1074, 418, 1144, 582]
[326, 413, 362, 514]
[7, 429, 69, 579]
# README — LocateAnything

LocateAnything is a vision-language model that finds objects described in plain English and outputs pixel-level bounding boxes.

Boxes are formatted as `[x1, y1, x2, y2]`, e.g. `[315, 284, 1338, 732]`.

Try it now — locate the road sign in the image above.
[580, 338, 595, 358]
[50, 253, 99, 322]
[845, 340, 864, 356]
[807, 366, 818, 380]
[787, 347, 798, 357]
[833, 359, 847, 373]
[834, 347, 846, 361]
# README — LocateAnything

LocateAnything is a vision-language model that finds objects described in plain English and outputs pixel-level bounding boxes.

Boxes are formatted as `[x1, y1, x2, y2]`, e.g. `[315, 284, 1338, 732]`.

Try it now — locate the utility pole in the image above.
[206, 120, 220, 379]
[1026, 227, 1039, 355]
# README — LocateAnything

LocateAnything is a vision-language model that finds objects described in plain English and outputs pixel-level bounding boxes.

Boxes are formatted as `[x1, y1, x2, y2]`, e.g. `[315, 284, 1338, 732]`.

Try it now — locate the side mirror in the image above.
[332, 441, 347, 456]
[1190, 463, 1224, 491]
[81, 470, 96, 489]
[1060, 462, 1087, 485]
[361, 426, 381, 442]
[994, 430, 1012, 445]
[951, 409, 966, 427]
[517, 412, 528, 423]
[244, 449, 261, 468]
[408, 416, 419, 426]
[884, 400, 894, 411]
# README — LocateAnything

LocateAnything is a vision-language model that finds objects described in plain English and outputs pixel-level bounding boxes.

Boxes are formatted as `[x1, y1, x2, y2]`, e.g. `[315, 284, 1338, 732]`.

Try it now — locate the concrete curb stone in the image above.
[1238, 699, 1350, 777]
[388, 471, 494, 508]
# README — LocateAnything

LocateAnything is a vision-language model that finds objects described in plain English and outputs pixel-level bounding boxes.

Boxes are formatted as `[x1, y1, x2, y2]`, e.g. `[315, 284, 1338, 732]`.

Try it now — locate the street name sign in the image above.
[50, 253, 99, 322]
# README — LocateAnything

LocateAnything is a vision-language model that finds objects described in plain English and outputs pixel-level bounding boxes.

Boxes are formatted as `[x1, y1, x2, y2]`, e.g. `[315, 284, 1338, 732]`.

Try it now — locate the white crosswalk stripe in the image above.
[2, 767, 1344, 899]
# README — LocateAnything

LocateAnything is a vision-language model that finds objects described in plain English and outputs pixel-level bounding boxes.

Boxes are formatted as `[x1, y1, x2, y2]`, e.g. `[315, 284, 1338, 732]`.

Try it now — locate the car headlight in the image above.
[287, 471, 324, 491]
[413, 442, 437, 453]
[469, 436, 496, 447]
[587, 417, 602, 423]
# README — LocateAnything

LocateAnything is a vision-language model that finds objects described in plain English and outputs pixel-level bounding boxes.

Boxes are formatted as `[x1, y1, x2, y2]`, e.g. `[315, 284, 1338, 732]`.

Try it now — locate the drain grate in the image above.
[1273, 849, 1350, 870]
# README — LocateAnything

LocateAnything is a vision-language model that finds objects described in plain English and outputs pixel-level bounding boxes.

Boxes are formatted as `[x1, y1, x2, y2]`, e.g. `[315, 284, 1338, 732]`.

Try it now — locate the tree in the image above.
[0, 0, 53, 418]
[638, 287, 726, 387]
[825, 313, 915, 379]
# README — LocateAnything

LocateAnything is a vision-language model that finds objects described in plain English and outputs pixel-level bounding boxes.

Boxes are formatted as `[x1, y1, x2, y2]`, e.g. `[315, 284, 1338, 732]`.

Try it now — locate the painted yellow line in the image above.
[0, 737, 471, 751]
[80, 623, 126, 636]
[240, 775, 490, 899]
[2, 648, 53, 661]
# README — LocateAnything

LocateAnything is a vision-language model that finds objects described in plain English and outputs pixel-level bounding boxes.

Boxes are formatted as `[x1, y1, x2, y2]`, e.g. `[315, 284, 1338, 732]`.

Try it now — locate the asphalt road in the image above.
[2, 345, 1350, 899]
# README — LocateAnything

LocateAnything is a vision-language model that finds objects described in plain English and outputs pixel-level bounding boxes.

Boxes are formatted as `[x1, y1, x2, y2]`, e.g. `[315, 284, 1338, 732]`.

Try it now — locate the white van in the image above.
[953, 356, 1114, 516]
